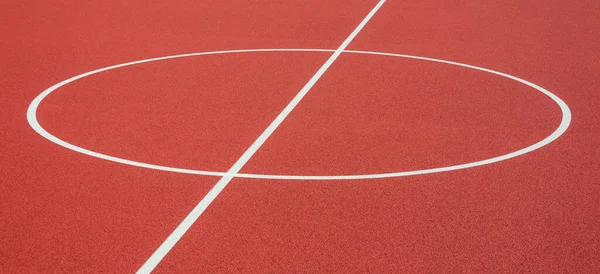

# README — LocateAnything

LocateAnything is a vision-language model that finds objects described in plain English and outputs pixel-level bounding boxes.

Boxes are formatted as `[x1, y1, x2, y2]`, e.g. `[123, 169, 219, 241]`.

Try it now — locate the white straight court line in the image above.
[136, 0, 387, 272]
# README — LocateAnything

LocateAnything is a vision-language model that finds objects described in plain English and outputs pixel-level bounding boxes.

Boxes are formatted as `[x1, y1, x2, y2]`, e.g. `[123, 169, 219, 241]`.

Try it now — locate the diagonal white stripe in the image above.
[136, 1, 386, 273]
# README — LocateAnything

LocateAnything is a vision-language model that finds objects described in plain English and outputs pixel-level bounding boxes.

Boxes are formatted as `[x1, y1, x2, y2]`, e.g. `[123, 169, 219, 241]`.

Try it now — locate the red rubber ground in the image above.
[1, 1, 599, 272]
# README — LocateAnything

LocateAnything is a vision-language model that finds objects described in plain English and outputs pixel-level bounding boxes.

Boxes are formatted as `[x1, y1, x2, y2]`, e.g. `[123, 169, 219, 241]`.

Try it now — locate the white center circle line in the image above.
[26, 48, 572, 180]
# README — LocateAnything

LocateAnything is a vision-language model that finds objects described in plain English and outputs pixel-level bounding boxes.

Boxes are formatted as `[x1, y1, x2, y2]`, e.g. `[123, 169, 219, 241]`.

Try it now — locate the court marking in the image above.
[26, 49, 572, 180]
[134, 0, 387, 272]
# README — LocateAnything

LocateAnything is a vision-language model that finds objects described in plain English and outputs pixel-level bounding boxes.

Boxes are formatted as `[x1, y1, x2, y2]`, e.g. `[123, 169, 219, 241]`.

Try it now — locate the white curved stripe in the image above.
[27, 49, 571, 180]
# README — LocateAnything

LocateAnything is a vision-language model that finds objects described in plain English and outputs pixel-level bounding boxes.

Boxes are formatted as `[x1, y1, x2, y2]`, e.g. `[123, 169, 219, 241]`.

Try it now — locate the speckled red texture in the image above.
[1, 0, 599, 272]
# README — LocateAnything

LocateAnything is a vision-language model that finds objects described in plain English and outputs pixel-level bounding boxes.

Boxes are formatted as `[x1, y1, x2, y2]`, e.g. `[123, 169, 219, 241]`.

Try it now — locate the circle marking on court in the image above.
[27, 49, 572, 180]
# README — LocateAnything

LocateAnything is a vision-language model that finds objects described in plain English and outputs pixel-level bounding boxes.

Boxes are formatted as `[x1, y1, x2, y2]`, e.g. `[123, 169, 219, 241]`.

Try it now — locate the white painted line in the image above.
[135, 1, 386, 272]
[26, 49, 334, 178]
[27, 48, 572, 181]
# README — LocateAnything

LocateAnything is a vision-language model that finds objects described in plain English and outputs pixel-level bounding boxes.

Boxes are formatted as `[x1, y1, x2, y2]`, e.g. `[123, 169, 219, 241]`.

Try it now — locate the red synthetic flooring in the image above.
[2, 0, 600, 272]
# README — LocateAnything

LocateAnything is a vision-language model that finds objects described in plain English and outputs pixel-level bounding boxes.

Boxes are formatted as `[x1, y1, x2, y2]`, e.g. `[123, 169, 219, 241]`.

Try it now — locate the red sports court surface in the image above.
[1, 1, 599, 272]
